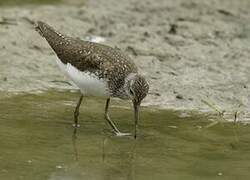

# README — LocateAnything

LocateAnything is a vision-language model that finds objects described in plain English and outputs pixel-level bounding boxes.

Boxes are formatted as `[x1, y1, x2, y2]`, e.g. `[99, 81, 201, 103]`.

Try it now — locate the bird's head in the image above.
[125, 73, 149, 104]
[125, 73, 149, 138]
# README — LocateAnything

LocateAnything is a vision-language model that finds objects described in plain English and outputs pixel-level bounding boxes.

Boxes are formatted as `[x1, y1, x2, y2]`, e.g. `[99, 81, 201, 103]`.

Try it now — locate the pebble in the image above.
[176, 94, 184, 99]
[56, 165, 63, 169]
[217, 172, 223, 176]
[168, 125, 178, 129]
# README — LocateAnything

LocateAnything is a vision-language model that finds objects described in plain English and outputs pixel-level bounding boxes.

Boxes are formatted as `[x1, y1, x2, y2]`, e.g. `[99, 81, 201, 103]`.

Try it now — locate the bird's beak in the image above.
[133, 101, 140, 139]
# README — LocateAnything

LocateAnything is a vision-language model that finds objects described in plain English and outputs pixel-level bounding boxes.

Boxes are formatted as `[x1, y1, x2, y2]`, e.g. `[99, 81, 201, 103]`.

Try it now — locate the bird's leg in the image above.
[104, 98, 120, 133]
[72, 128, 79, 161]
[73, 94, 84, 128]
[104, 98, 131, 136]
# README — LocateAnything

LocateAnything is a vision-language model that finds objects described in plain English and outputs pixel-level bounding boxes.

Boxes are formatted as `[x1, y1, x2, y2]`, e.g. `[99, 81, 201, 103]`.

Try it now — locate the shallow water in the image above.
[0, 0, 62, 6]
[0, 91, 250, 180]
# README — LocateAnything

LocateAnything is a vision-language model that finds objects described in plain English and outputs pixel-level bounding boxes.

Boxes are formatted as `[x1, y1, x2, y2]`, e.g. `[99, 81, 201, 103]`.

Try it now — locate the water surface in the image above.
[0, 91, 250, 180]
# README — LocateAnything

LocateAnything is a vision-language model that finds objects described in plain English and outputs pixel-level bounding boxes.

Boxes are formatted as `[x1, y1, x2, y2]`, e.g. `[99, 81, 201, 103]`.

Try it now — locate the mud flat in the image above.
[0, 0, 249, 121]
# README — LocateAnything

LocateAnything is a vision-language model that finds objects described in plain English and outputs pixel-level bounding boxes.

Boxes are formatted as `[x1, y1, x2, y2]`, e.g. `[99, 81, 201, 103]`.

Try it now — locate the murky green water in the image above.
[0, 0, 86, 6]
[0, 0, 62, 6]
[0, 91, 250, 180]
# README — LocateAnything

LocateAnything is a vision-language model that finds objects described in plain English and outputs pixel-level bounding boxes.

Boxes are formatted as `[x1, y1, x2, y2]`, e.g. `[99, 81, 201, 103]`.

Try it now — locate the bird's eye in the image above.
[129, 89, 134, 96]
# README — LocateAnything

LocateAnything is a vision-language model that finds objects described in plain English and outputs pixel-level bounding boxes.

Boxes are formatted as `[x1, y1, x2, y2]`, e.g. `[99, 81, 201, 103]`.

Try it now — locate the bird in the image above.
[35, 21, 149, 138]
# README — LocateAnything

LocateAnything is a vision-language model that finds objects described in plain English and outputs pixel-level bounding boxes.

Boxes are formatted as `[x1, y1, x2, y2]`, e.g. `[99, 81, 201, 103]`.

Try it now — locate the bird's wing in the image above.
[36, 21, 137, 73]
[36, 21, 138, 93]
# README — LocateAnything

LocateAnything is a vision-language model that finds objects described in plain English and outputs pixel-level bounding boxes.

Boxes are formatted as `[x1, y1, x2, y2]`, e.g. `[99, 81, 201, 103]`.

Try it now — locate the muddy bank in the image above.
[0, 0, 249, 121]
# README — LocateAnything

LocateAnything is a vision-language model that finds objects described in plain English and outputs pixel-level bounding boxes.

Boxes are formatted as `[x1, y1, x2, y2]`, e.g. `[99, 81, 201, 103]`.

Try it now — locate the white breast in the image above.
[56, 59, 109, 97]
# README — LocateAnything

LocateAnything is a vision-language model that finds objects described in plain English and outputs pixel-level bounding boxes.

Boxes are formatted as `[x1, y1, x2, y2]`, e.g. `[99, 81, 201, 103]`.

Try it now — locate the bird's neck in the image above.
[110, 73, 136, 99]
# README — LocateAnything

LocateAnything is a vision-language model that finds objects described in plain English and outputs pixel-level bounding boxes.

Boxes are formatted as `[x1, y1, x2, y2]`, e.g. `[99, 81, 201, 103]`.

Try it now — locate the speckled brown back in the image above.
[36, 21, 138, 97]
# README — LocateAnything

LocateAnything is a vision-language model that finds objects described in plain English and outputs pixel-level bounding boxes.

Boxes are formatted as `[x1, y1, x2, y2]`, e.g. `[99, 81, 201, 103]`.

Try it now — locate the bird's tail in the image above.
[34, 21, 88, 65]
[35, 21, 70, 49]
[35, 21, 56, 38]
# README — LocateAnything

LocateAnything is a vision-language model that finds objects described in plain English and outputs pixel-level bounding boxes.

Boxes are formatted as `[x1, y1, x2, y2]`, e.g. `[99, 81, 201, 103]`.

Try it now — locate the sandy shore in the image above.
[0, 0, 249, 121]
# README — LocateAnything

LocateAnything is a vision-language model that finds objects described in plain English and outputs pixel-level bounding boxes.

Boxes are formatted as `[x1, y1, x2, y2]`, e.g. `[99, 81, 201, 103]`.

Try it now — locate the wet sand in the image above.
[0, 0, 249, 121]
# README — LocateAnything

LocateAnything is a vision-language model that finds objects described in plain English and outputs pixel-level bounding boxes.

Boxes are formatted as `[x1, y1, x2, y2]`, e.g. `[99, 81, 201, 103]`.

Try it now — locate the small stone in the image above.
[168, 125, 178, 129]
[56, 165, 63, 169]
[176, 94, 183, 99]
[217, 172, 223, 176]
[169, 71, 177, 76]
[143, 31, 150, 37]
[169, 24, 177, 34]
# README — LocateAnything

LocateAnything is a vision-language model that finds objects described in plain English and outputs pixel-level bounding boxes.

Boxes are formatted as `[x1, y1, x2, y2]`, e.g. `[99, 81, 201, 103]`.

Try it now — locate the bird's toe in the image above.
[115, 132, 131, 137]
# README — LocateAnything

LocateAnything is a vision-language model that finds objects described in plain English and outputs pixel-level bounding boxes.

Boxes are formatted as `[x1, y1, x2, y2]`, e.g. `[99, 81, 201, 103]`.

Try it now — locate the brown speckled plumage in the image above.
[36, 21, 139, 98]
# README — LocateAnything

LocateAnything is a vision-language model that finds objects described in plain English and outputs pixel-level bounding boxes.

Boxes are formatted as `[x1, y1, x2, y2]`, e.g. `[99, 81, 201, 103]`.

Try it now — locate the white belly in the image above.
[56, 59, 109, 97]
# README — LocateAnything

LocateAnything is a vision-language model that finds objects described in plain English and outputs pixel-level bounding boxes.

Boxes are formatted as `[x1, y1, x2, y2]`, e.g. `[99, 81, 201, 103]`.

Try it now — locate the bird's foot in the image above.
[114, 131, 131, 137]
[72, 123, 80, 128]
